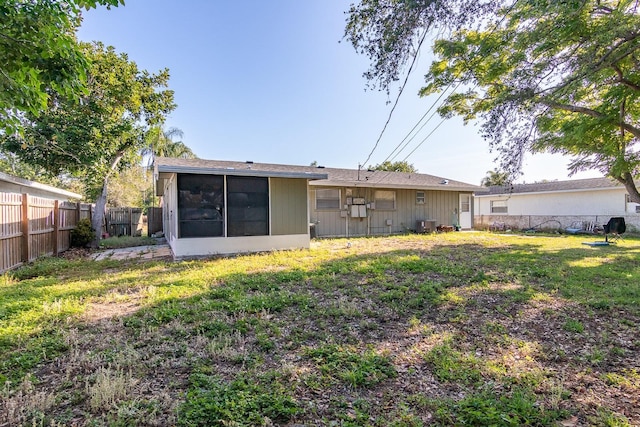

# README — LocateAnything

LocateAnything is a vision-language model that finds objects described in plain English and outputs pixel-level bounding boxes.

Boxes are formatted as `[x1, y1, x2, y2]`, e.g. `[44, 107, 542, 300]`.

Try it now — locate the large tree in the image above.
[369, 160, 417, 173]
[481, 169, 510, 187]
[2, 42, 175, 245]
[142, 126, 197, 168]
[0, 0, 123, 135]
[345, 0, 640, 202]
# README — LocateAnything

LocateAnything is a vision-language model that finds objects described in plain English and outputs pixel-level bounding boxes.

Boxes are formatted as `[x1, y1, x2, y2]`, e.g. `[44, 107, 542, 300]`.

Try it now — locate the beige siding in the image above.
[310, 186, 467, 237]
[270, 178, 308, 235]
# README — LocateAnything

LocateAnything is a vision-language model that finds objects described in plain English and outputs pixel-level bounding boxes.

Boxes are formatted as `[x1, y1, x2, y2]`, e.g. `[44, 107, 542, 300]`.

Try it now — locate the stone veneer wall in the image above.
[475, 214, 640, 233]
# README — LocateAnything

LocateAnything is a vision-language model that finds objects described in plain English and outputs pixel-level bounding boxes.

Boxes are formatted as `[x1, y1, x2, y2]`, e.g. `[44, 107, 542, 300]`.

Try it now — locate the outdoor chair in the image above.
[604, 217, 626, 242]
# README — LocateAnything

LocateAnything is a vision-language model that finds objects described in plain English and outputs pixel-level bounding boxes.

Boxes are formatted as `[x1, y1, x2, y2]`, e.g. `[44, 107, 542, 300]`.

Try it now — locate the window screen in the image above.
[375, 190, 396, 210]
[227, 176, 269, 237]
[490, 200, 508, 214]
[316, 188, 341, 210]
[416, 191, 425, 204]
[178, 174, 224, 238]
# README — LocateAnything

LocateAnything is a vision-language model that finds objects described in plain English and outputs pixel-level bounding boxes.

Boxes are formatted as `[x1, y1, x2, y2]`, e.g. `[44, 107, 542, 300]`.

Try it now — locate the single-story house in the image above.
[0, 171, 82, 200]
[474, 177, 640, 231]
[154, 158, 482, 257]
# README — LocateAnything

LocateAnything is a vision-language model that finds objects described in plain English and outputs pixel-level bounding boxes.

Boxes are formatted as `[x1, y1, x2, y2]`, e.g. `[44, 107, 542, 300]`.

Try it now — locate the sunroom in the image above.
[154, 158, 327, 257]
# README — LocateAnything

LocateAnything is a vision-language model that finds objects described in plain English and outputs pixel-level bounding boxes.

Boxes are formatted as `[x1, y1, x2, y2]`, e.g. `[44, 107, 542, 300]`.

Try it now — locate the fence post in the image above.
[53, 200, 60, 255]
[21, 194, 29, 262]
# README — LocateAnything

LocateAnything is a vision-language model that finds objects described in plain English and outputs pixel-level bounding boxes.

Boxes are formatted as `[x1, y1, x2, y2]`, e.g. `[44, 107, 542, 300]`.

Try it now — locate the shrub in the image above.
[71, 218, 94, 247]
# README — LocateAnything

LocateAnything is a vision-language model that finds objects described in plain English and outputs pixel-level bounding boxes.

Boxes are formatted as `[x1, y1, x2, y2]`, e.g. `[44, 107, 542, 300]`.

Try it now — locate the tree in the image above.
[2, 42, 175, 245]
[345, 1, 640, 202]
[0, 148, 84, 192]
[0, 0, 123, 134]
[142, 126, 197, 168]
[369, 160, 417, 173]
[480, 169, 509, 187]
[107, 166, 151, 208]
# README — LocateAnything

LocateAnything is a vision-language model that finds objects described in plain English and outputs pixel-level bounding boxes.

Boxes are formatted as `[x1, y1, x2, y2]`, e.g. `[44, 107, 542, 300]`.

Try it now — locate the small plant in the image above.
[178, 373, 298, 426]
[70, 218, 94, 247]
[86, 366, 134, 412]
[563, 318, 584, 334]
[302, 344, 397, 388]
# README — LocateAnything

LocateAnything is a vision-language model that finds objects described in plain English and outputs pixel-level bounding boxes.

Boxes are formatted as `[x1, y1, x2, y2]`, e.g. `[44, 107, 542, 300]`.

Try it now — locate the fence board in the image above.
[1, 193, 23, 272]
[1, 194, 147, 273]
[106, 207, 143, 237]
[147, 207, 163, 236]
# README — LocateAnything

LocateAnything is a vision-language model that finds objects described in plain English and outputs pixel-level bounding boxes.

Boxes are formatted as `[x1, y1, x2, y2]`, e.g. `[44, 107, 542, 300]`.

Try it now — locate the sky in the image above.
[77, 0, 603, 186]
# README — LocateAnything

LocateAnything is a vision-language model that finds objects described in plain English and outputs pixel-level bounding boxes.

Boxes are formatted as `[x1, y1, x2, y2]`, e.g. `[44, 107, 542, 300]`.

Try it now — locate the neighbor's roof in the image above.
[154, 157, 482, 192]
[0, 171, 82, 199]
[479, 177, 625, 196]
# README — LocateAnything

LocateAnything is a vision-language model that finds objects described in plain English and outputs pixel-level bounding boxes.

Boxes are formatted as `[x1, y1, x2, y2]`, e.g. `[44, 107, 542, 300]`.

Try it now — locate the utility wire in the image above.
[371, 0, 520, 175]
[381, 85, 451, 163]
[359, 29, 429, 170]
[367, 0, 520, 185]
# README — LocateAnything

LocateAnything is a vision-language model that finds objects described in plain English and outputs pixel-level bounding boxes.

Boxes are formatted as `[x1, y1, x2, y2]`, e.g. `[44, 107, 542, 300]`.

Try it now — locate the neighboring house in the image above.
[0, 171, 82, 200]
[475, 177, 640, 231]
[154, 158, 481, 257]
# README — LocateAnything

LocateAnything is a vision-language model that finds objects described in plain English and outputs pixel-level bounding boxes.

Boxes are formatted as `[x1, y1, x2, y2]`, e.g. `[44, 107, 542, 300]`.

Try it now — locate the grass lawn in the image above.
[1, 232, 639, 426]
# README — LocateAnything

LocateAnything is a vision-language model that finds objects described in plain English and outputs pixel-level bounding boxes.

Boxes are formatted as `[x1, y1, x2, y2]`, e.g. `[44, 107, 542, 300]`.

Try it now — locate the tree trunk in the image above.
[91, 178, 109, 248]
[619, 172, 640, 204]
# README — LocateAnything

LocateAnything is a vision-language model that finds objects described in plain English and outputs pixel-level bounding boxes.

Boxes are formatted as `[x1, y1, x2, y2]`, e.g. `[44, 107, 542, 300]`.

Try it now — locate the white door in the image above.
[459, 194, 471, 229]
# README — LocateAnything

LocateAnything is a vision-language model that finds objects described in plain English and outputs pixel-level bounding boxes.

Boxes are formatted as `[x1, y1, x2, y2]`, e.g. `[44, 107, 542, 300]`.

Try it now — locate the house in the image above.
[474, 177, 640, 231]
[154, 158, 482, 257]
[0, 171, 82, 201]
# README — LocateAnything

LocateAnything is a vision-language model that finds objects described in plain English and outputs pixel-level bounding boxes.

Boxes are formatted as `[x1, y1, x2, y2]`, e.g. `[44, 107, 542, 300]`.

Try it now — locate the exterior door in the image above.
[459, 194, 471, 229]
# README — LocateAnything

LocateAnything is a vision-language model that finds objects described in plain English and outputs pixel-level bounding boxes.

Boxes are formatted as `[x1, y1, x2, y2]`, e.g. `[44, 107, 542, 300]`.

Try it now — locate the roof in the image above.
[0, 171, 82, 200]
[479, 177, 625, 196]
[154, 157, 482, 192]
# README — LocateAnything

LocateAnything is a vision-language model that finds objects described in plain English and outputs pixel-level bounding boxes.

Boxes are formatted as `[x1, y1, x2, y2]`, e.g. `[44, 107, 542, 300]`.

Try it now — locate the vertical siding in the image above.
[309, 188, 344, 237]
[309, 186, 465, 237]
[163, 174, 177, 241]
[270, 178, 308, 235]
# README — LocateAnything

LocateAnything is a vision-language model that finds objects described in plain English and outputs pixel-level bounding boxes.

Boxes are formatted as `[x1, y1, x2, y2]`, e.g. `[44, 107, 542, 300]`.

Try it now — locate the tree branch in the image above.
[540, 98, 640, 139]
[612, 64, 640, 91]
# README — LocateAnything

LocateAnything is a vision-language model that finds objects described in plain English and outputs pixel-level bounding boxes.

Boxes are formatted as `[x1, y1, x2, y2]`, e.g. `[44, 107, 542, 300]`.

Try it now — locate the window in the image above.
[490, 200, 508, 214]
[227, 176, 269, 237]
[460, 194, 470, 212]
[375, 190, 396, 210]
[316, 188, 341, 210]
[416, 191, 425, 204]
[178, 174, 224, 238]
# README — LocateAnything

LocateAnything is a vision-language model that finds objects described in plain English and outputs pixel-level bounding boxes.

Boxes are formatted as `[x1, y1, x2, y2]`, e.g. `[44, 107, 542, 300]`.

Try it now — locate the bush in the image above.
[71, 218, 94, 247]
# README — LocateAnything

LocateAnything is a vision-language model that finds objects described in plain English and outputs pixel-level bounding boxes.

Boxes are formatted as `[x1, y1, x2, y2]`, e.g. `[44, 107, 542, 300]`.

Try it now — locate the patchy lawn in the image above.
[1, 233, 639, 426]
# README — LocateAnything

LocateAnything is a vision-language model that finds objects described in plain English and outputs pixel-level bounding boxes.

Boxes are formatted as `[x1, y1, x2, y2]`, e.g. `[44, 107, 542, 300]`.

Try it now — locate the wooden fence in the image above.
[105, 207, 144, 237]
[1, 193, 93, 273]
[147, 207, 163, 236]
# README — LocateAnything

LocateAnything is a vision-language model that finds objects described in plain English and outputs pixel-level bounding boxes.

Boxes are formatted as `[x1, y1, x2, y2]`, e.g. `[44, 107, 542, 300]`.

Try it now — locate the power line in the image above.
[366, 0, 521, 185]
[370, 0, 521, 173]
[359, 29, 429, 170]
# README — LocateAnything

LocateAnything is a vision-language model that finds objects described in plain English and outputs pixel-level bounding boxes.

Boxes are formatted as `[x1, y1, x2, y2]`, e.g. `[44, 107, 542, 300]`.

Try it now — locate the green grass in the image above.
[99, 235, 158, 249]
[1, 233, 639, 425]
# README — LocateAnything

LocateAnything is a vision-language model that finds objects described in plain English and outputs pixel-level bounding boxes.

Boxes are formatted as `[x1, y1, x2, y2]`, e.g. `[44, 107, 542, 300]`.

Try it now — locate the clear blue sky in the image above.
[77, 0, 601, 185]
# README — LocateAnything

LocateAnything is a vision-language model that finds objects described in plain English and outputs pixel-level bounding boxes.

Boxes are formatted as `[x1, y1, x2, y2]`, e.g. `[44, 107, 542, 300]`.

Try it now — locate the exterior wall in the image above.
[0, 181, 78, 201]
[310, 186, 469, 237]
[163, 174, 311, 257]
[475, 188, 631, 216]
[474, 187, 640, 232]
[171, 234, 310, 258]
[270, 178, 308, 235]
[474, 214, 640, 233]
[162, 173, 178, 247]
